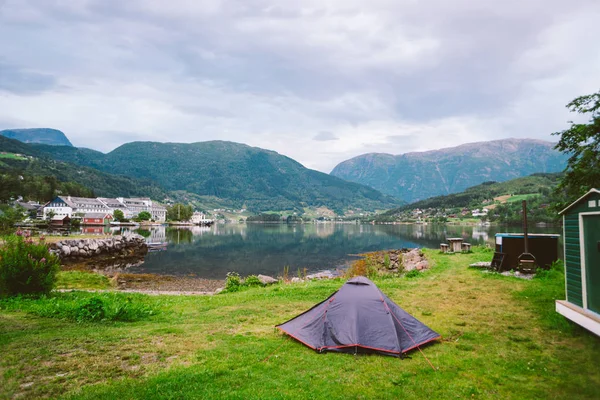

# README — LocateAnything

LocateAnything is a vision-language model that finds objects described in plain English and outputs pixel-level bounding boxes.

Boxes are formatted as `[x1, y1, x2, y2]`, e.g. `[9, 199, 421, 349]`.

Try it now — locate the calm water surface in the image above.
[107, 223, 561, 279]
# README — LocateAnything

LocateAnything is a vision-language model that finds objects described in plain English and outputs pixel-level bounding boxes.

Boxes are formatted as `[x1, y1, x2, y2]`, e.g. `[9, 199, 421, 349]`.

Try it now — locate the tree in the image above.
[113, 209, 125, 222]
[553, 90, 600, 202]
[137, 211, 152, 221]
[167, 203, 193, 221]
[45, 210, 56, 221]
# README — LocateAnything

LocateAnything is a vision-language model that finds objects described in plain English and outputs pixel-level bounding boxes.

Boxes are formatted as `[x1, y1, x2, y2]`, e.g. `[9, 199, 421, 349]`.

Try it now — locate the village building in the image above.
[82, 213, 113, 225]
[191, 212, 208, 224]
[50, 215, 71, 226]
[116, 197, 167, 222]
[97, 198, 131, 218]
[471, 208, 489, 217]
[42, 196, 167, 222]
[43, 196, 111, 220]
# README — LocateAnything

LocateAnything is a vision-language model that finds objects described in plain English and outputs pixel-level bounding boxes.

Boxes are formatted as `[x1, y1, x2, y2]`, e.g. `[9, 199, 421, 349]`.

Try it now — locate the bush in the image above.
[244, 275, 263, 287]
[0, 231, 60, 297]
[224, 272, 242, 292]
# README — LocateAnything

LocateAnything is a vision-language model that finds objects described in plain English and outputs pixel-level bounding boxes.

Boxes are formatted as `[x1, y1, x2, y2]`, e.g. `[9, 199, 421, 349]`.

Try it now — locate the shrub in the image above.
[0, 231, 60, 297]
[224, 272, 242, 292]
[244, 275, 263, 287]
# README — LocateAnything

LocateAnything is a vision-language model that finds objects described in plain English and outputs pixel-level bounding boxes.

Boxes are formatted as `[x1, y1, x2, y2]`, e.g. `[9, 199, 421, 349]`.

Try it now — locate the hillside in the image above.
[386, 173, 561, 213]
[378, 173, 564, 223]
[330, 138, 568, 203]
[0, 128, 73, 147]
[22, 140, 401, 213]
[0, 136, 165, 201]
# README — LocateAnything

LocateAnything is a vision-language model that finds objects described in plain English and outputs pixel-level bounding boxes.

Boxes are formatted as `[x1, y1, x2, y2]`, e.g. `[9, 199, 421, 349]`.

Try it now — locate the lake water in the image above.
[105, 223, 561, 279]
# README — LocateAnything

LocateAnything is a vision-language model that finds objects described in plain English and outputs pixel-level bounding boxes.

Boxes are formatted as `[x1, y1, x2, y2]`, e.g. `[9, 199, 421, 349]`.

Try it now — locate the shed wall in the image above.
[563, 192, 600, 308]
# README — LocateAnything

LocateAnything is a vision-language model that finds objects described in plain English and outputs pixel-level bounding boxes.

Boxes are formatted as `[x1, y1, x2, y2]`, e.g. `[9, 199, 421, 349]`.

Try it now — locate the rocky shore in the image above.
[49, 234, 147, 260]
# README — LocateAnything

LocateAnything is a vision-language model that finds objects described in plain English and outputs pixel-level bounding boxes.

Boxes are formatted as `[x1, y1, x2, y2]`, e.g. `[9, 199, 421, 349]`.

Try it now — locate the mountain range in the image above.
[330, 138, 568, 203]
[1, 130, 570, 212]
[1, 135, 399, 213]
[0, 128, 73, 147]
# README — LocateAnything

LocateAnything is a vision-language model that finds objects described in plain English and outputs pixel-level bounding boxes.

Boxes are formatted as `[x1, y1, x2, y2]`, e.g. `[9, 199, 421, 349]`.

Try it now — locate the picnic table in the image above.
[447, 237, 463, 253]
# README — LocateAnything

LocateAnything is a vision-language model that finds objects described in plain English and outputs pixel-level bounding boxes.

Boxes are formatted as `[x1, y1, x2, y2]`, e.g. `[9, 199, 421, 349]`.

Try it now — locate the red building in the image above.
[82, 213, 113, 225]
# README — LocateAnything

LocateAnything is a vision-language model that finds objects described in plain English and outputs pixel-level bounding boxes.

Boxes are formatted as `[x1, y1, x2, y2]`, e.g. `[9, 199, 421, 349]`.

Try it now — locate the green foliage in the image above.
[246, 213, 282, 222]
[404, 269, 421, 278]
[27, 139, 398, 213]
[0, 136, 165, 201]
[223, 273, 266, 292]
[244, 275, 263, 287]
[553, 90, 600, 204]
[383, 253, 390, 269]
[0, 170, 94, 203]
[167, 203, 193, 221]
[137, 211, 152, 221]
[113, 209, 125, 222]
[0, 205, 25, 234]
[0, 232, 60, 297]
[380, 173, 563, 223]
[0, 292, 157, 323]
[224, 272, 242, 292]
[76, 297, 106, 322]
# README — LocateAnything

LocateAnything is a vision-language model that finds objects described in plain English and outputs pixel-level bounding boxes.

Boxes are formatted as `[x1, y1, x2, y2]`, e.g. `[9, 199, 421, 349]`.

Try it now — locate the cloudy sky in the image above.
[1, 1, 599, 172]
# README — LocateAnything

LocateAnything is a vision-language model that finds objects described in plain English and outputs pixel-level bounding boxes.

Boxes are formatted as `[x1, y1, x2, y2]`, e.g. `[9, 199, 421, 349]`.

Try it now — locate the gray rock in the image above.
[258, 274, 278, 285]
[306, 270, 335, 280]
[78, 242, 85, 249]
[61, 246, 71, 256]
[291, 277, 304, 283]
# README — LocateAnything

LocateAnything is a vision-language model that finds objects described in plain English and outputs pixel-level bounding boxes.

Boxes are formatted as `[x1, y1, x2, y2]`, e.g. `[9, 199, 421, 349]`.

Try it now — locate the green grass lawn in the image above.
[504, 194, 540, 203]
[0, 152, 27, 160]
[1, 247, 599, 399]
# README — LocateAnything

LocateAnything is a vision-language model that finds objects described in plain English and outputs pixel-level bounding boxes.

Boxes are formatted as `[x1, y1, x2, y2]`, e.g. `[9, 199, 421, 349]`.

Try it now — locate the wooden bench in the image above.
[440, 244, 449, 253]
[461, 243, 471, 252]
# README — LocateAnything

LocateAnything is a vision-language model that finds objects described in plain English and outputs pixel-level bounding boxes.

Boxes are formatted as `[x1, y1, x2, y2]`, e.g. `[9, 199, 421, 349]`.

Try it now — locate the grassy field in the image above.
[1, 247, 599, 399]
[0, 152, 28, 160]
[504, 194, 540, 203]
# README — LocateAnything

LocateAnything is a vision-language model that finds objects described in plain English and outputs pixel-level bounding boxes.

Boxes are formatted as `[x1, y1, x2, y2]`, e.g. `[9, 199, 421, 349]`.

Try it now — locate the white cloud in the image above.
[0, 0, 599, 173]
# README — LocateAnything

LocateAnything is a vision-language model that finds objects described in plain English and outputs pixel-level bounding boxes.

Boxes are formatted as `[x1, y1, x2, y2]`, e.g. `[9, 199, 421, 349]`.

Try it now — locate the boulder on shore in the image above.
[257, 274, 278, 285]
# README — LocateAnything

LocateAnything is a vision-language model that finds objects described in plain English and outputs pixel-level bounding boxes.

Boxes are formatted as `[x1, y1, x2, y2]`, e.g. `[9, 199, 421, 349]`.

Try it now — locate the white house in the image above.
[43, 196, 167, 222]
[116, 197, 167, 222]
[43, 196, 110, 219]
[471, 208, 489, 217]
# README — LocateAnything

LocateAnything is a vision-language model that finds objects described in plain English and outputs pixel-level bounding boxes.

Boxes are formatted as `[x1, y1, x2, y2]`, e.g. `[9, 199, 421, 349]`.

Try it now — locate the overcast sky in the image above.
[1, 1, 599, 172]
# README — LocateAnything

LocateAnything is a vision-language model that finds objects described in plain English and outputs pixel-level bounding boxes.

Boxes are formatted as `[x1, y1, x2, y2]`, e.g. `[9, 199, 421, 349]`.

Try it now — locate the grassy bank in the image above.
[1, 247, 599, 399]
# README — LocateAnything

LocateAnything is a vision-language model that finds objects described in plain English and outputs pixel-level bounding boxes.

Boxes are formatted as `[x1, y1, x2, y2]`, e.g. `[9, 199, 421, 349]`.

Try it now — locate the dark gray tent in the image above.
[277, 276, 440, 357]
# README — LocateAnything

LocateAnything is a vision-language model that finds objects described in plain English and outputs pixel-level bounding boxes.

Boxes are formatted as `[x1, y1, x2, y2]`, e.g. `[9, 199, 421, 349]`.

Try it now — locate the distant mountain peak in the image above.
[330, 138, 568, 203]
[0, 128, 73, 147]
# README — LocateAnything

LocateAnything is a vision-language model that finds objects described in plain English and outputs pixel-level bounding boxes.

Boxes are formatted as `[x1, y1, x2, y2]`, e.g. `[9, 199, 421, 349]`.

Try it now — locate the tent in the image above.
[277, 276, 440, 357]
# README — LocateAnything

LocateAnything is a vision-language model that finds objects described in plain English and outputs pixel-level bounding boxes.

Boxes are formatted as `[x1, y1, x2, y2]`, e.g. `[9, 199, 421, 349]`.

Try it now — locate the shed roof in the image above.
[558, 188, 600, 215]
[83, 213, 112, 219]
[495, 233, 561, 238]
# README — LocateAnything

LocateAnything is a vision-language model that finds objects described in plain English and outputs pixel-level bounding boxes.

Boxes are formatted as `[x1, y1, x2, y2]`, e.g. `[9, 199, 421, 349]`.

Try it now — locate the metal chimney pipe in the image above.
[522, 200, 529, 254]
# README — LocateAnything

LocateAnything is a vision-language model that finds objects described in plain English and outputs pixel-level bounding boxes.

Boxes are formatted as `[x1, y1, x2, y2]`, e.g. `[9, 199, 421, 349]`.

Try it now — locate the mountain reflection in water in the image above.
[107, 223, 560, 279]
